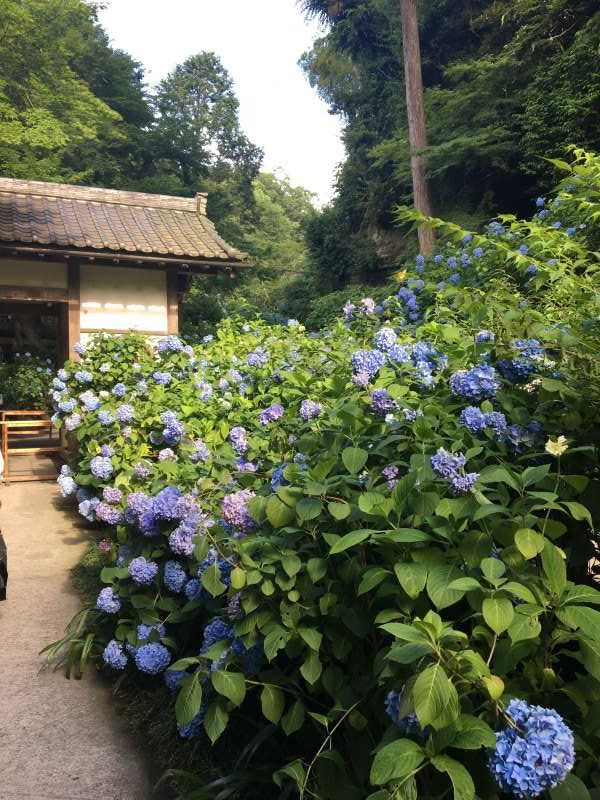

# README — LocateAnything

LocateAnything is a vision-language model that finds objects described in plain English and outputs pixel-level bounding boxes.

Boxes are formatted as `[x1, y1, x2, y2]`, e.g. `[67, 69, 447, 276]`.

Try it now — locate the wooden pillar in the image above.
[166, 270, 180, 334]
[67, 260, 80, 360]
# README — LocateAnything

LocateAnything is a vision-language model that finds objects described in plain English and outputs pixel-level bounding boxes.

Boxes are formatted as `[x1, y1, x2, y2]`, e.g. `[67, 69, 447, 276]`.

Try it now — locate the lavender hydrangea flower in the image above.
[488, 699, 575, 798]
[450, 472, 479, 494]
[153, 371, 172, 385]
[229, 426, 248, 455]
[430, 448, 466, 478]
[246, 348, 268, 368]
[134, 462, 152, 478]
[75, 370, 93, 384]
[381, 464, 399, 491]
[128, 556, 159, 585]
[222, 489, 256, 534]
[258, 403, 284, 425]
[115, 404, 134, 424]
[158, 448, 176, 461]
[102, 486, 122, 504]
[65, 413, 82, 431]
[90, 456, 113, 480]
[164, 560, 187, 593]
[103, 640, 127, 671]
[134, 643, 171, 674]
[100, 444, 115, 458]
[96, 587, 121, 614]
[342, 301, 355, 319]
[190, 439, 210, 463]
[57, 473, 77, 497]
[157, 335, 184, 353]
[112, 382, 126, 397]
[370, 388, 398, 417]
[94, 502, 123, 525]
[300, 399, 323, 420]
[98, 410, 114, 426]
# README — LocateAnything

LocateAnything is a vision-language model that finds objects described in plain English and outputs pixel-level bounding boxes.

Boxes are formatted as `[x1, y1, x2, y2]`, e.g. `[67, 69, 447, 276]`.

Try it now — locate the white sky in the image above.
[98, 0, 345, 204]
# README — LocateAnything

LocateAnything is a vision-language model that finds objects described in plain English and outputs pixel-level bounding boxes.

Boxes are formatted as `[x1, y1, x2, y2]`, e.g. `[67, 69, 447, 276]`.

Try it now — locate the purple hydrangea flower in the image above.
[430, 448, 466, 479]
[222, 489, 256, 534]
[94, 502, 123, 525]
[164, 560, 187, 593]
[450, 364, 500, 400]
[153, 371, 172, 385]
[128, 556, 159, 585]
[382, 464, 399, 491]
[103, 486, 122, 504]
[90, 456, 113, 480]
[103, 640, 127, 671]
[96, 587, 121, 614]
[300, 399, 323, 421]
[450, 472, 479, 494]
[98, 410, 114, 426]
[190, 439, 210, 463]
[157, 335, 184, 353]
[115, 404, 134, 424]
[370, 388, 398, 417]
[229, 426, 248, 455]
[112, 383, 126, 397]
[258, 403, 284, 425]
[351, 349, 386, 377]
[158, 448, 176, 461]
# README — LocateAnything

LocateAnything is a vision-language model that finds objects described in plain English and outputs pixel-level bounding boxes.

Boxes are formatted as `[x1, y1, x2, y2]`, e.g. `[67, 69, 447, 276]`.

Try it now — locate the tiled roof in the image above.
[0, 177, 246, 263]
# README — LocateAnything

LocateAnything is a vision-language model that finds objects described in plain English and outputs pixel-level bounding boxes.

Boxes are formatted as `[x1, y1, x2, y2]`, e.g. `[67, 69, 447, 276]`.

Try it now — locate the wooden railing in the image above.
[0, 410, 61, 483]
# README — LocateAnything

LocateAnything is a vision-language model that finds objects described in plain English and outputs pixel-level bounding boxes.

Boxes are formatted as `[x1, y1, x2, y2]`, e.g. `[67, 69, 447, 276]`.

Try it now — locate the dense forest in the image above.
[1, 0, 599, 317]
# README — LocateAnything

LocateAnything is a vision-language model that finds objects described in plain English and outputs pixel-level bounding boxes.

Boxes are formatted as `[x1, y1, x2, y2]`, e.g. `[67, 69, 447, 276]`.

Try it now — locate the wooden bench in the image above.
[0, 410, 61, 483]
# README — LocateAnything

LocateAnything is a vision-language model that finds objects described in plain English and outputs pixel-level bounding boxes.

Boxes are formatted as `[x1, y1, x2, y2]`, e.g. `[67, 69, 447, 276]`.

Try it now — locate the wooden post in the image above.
[67, 260, 80, 360]
[166, 270, 180, 334]
[400, 0, 435, 255]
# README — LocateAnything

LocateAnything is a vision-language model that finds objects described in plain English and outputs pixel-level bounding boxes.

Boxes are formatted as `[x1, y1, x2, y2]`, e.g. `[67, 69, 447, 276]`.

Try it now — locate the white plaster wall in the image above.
[80, 265, 168, 333]
[0, 259, 67, 288]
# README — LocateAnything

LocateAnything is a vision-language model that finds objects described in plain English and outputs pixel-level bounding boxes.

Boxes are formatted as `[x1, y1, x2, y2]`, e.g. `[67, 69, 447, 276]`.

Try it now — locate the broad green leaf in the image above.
[447, 577, 482, 592]
[383, 528, 432, 543]
[175, 673, 203, 727]
[452, 716, 496, 750]
[503, 581, 537, 603]
[298, 626, 323, 651]
[431, 755, 475, 800]
[564, 585, 600, 605]
[328, 500, 351, 520]
[542, 542, 567, 596]
[358, 567, 390, 596]
[300, 649, 322, 684]
[281, 553, 302, 577]
[296, 497, 323, 521]
[550, 774, 591, 800]
[281, 699, 305, 735]
[203, 698, 229, 744]
[477, 465, 519, 491]
[558, 605, 600, 641]
[370, 739, 425, 786]
[562, 501, 593, 527]
[329, 529, 371, 554]
[392, 473, 417, 510]
[522, 463, 551, 488]
[264, 626, 291, 661]
[580, 638, 600, 681]
[342, 446, 368, 474]
[515, 528, 545, 559]
[230, 566, 246, 589]
[508, 612, 541, 643]
[211, 671, 246, 707]
[395, 562, 428, 599]
[359, 491, 388, 515]
[481, 557, 506, 580]
[261, 685, 285, 724]
[200, 563, 227, 597]
[427, 565, 466, 609]
[387, 641, 433, 664]
[266, 494, 296, 528]
[483, 675, 504, 700]
[413, 663, 452, 727]
[273, 760, 306, 791]
[380, 622, 428, 642]
[483, 597, 514, 634]
[307, 558, 327, 583]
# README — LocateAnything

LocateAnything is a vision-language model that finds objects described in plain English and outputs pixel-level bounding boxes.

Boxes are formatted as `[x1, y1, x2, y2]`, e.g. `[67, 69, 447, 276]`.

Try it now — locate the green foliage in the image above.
[47, 155, 600, 797]
[301, 0, 600, 283]
[0, 352, 53, 409]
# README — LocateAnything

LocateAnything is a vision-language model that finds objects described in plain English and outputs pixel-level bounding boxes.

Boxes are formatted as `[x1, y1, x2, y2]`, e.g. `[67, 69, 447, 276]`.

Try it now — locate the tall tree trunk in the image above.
[399, 0, 435, 254]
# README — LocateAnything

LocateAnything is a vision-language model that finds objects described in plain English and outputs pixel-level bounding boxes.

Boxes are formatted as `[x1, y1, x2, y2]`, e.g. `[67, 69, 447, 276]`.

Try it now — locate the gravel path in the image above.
[0, 482, 158, 800]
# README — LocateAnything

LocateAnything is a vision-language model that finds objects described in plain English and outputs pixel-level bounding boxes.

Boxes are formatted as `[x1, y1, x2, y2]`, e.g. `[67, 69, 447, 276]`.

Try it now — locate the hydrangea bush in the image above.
[48, 153, 600, 799]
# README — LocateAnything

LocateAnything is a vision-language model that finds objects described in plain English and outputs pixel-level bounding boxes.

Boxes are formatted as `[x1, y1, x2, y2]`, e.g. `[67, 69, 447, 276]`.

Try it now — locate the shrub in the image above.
[0, 352, 54, 409]
[49, 151, 600, 799]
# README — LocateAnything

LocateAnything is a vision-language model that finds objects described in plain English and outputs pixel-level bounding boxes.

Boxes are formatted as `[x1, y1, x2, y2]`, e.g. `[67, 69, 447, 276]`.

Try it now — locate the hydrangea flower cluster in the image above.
[128, 556, 159, 585]
[384, 690, 423, 736]
[96, 587, 121, 614]
[229, 426, 248, 455]
[161, 410, 185, 444]
[373, 327, 397, 353]
[350, 349, 386, 380]
[134, 643, 171, 674]
[450, 364, 500, 400]
[258, 403, 284, 425]
[300, 399, 322, 420]
[164, 560, 187, 593]
[488, 699, 575, 798]
[498, 339, 546, 384]
[103, 640, 127, 671]
[115, 404, 134, 424]
[430, 448, 479, 495]
[222, 489, 256, 535]
[90, 456, 114, 480]
[459, 406, 507, 437]
[156, 335, 184, 353]
[370, 388, 398, 418]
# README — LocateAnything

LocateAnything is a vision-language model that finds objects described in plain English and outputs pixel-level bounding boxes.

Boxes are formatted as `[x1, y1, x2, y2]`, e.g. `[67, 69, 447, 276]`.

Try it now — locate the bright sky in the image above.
[98, 0, 345, 204]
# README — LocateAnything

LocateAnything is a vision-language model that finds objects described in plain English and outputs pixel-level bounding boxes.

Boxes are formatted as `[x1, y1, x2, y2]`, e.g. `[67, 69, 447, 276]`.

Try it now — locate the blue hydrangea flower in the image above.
[485, 411, 507, 437]
[350, 349, 386, 377]
[459, 406, 487, 434]
[103, 639, 127, 671]
[201, 618, 235, 653]
[65, 413, 82, 431]
[157, 335, 184, 353]
[161, 410, 185, 444]
[58, 398, 76, 414]
[271, 463, 289, 491]
[153, 371, 172, 385]
[450, 364, 500, 400]
[112, 382, 126, 397]
[134, 643, 171, 674]
[128, 556, 159, 585]
[152, 486, 184, 520]
[137, 623, 166, 642]
[475, 330, 494, 344]
[177, 706, 206, 739]
[373, 328, 398, 353]
[385, 690, 423, 736]
[98, 410, 114, 426]
[115, 404, 134, 424]
[164, 669, 186, 692]
[299, 399, 322, 420]
[450, 472, 479, 494]
[164, 560, 187, 593]
[246, 348, 268, 368]
[79, 390, 100, 411]
[488, 699, 575, 798]
[100, 445, 115, 458]
[90, 456, 114, 480]
[57, 473, 77, 497]
[75, 370, 93, 384]
[430, 448, 466, 478]
[96, 587, 121, 614]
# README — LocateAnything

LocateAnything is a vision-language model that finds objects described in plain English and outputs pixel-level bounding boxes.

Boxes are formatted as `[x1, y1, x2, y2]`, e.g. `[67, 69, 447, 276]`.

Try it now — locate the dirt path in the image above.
[0, 482, 158, 800]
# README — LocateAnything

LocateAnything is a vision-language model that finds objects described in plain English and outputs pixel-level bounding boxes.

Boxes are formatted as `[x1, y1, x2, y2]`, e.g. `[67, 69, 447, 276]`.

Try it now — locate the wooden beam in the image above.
[67, 260, 80, 360]
[0, 285, 67, 303]
[80, 327, 170, 336]
[166, 270, 179, 334]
